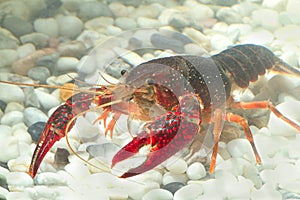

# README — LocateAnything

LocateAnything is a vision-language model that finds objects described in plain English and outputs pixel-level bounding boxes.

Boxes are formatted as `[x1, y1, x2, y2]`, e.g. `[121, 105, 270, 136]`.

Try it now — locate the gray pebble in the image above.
[0, 100, 7, 112]
[162, 182, 185, 195]
[0, 49, 18, 68]
[54, 148, 70, 168]
[216, 7, 243, 24]
[36, 53, 60, 71]
[151, 33, 185, 53]
[56, 57, 79, 72]
[115, 17, 137, 30]
[23, 107, 48, 127]
[0, 28, 19, 50]
[27, 67, 51, 83]
[33, 18, 59, 38]
[169, 14, 190, 29]
[57, 41, 87, 58]
[56, 15, 83, 38]
[20, 33, 50, 48]
[2, 15, 33, 37]
[27, 121, 46, 143]
[78, 2, 113, 21]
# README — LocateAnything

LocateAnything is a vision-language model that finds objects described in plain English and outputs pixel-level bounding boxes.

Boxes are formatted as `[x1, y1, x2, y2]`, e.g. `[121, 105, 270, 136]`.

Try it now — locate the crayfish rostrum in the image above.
[2, 44, 300, 178]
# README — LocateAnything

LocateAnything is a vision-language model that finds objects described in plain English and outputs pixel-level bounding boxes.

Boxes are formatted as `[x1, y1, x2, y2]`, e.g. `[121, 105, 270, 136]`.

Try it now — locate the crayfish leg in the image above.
[230, 101, 300, 132]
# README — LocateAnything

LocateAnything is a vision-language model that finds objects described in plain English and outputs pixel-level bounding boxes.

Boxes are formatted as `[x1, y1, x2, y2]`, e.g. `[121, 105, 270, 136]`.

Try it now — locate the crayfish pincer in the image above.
[1, 44, 299, 178]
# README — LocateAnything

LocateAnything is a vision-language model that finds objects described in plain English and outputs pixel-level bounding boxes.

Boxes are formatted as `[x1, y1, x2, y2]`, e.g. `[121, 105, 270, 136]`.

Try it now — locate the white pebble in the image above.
[64, 162, 91, 180]
[210, 34, 233, 51]
[6, 172, 33, 188]
[0, 125, 13, 138]
[0, 49, 18, 68]
[6, 191, 32, 200]
[251, 183, 282, 200]
[137, 17, 161, 28]
[251, 9, 280, 30]
[274, 24, 300, 43]
[12, 128, 32, 144]
[262, 0, 287, 11]
[56, 57, 79, 71]
[227, 138, 255, 162]
[17, 43, 36, 58]
[165, 157, 187, 174]
[142, 189, 173, 200]
[0, 111, 23, 126]
[186, 162, 206, 180]
[23, 107, 48, 127]
[115, 17, 137, 30]
[286, 0, 300, 24]
[5, 102, 24, 113]
[174, 184, 204, 200]
[34, 89, 61, 110]
[0, 83, 25, 103]
[56, 15, 83, 38]
[35, 172, 67, 185]
[113, 47, 145, 66]
[239, 29, 274, 45]
[7, 155, 31, 172]
[34, 18, 59, 37]
[162, 172, 188, 185]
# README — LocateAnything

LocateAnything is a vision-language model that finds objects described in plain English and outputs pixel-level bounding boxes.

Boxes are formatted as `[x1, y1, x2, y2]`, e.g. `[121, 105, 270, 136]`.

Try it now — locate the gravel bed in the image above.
[0, 0, 300, 199]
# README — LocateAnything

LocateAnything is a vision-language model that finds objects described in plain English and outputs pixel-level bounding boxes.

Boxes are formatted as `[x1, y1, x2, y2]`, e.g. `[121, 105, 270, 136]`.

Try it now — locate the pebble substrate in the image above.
[0, 0, 300, 199]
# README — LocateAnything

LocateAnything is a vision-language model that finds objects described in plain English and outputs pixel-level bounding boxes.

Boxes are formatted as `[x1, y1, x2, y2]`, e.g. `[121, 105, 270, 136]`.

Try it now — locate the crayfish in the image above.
[1, 44, 300, 179]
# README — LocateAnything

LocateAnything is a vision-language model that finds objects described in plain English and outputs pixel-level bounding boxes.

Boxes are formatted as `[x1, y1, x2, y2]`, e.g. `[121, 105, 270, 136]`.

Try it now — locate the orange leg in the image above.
[230, 101, 300, 131]
[104, 113, 121, 138]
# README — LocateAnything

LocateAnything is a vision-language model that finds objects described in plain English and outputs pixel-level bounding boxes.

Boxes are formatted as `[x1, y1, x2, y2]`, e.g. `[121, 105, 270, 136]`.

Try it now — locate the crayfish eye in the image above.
[121, 69, 127, 76]
[146, 78, 155, 85]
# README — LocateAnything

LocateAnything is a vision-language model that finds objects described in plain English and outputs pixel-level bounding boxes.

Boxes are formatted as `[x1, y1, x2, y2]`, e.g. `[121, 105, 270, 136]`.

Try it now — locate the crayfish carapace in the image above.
[1, 44, 300, 179]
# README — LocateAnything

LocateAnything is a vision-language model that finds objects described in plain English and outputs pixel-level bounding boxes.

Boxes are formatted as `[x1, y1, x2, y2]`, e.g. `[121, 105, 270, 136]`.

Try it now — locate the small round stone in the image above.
[162, 182, 185, 195]
[0, 111, 24, 126]
[2, 15, 33, 37]
[27, 121, 46, 143]
[20, 32, 50, 48]
[0, 136, 19, 163]
[142, 189, 173, 200]
[33, 18, 59, 38]
[173, 184, 204, 200]
[27, 67, 51, 83]
[165, 158, 187, 174]
[0, 49, 18, 68]
[6, 172, 33, 187]
[115, 17, 137, 30]
[186, 162, 206, 180]
[23, 107, 48, 127]
[56, 15, 83, 38]
[56, 57, 79, 71]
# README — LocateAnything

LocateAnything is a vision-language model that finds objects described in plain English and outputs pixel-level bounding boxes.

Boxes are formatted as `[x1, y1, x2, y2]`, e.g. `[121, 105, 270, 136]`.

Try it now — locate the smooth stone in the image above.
[84, 17, 114, 31]
[0, 28, 19, 50]
[210, 34, 233, 51]
[34, 18, 59, 38]
[35, 172, 67, 185]
[262, 0, 287, 11]
[239, 29, 274, 45]
[162, 172, 188, 185]
[274, 25, 300, 43]
[251, 183, 282, 200]
[20, 33, 50, 48]
[6, 191, 35, 200]
[16, 43, 36, 58]
[129, 4, 163, 18]
[34, 89, 61, 110]
[286, 0, 300, 24]
[64, 162, 91, 180]
[57, 41, 86, 58]
[0, 49, 18, 68]
[186, 162, 206, 180]
[251, 9, 280, 30]
[182, 28, 210, 47]
[78, 2, 113, 21]
[162, 182, 185, 195]
[174, 184, 204, 200]
[6, 172, 33, 188]
[0, 125, 12, 139]
[76, 30, 103, 49]
[4, 102, 24, 113]
[105, 58, 131, 78]
[0, 136, 19, 163]
[137, 17, 161, 28]
[151, 33, 185, 53]
[35, 53, 59, 70]
[115, 17, 137, 30]
[216, 7, 242, 24]
[2, 15, 33, 37]
[113, 47, 145, 66]
[27, 66, 51, 83]
[227, 138, 255, 162]
[0, 111, 23, 126]
[165, 157, 187, 174]
[142, 189, 173, 200]
[184, 2, 214, 22]
[7, 155, 31, 172]
[23, 107, 48, 127]
[27, 121, 46, 143]
[158, 9, 181, 25]
[108, 2, 128, 17]
[12, 128, 31, 144]
[56, 15, 83, 38]
[56, 56, 79, 72]
[0, 186, 8, 199]
[168, 14, 190, 29]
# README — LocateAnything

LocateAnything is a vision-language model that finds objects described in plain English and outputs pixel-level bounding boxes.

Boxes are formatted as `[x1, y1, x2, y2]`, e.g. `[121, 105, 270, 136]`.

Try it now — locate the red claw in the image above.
[29, 92, 95, 178]
[112, 95, 201, 178]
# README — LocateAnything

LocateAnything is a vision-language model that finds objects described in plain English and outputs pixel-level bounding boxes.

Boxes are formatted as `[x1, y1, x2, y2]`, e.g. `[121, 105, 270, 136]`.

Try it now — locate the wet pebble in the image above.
[162, 182, 185, 195]
[251, 183, 282, 200]
[4, 102, 24, 113]
[35, 172, 67, 185]
[173, 184, 204, 200]
[57, 41, 86, 58]
[6, 172, 33, 189]
[54, 148, 70, 168]
[142, 188, 173, 200]
[252, 9, 280, 30]
[0, 137, 19, 163]
[34, 18, 59, 38]
[2, 15, 33, 37]
[27, 67, 51, 83]
[23, 107, 48, 127]
[137, 17, 161, 28]
[109, 2, 128, 17]
[162, 172, 188, 185]
[0, 125, 12, 139]
[57, 15, 84, 39]
[56, 57, 79, 71]
[0, 28, 19, 50]
[21, 33, 50, 49]
[115, 17, 137, 30]
[0, 49, 18, 68]
[34, 89, 60, 110]
[186, 162, 206, 180]
[151, 33, 185, 53]
[165, 157, 187, 174]
[78, 2, 113, 21]
[16, 43, 36, 58]
[0, 111, 24, 126]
